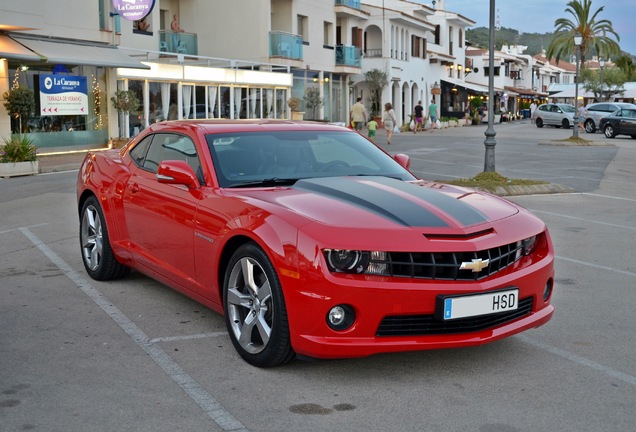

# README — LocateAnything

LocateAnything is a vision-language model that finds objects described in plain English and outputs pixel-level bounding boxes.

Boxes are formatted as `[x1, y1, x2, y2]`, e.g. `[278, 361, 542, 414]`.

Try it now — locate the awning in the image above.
[12, 37, 150, 69]
[547, 86, 595, 99]
[505, 86, 548, 98]
[0, 34, 42, 62]
[441, 78, 489, 94]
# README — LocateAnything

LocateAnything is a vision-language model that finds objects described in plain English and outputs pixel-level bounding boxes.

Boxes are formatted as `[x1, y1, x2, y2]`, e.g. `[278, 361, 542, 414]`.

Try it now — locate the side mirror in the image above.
[394, 153, 411, 170]
[156, 160, 200, 189]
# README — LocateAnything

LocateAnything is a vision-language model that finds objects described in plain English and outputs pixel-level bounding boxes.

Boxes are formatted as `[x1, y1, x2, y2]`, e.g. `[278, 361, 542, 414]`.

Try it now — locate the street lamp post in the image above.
[599, 57, 605, 101]
[572, 32, 583, 139]
[483, 0, 497, 172]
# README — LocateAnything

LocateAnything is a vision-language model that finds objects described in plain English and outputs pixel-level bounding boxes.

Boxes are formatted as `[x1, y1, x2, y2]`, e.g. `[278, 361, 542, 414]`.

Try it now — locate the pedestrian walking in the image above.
[382, 102, 398, 145]
[350, 97, 367, 132]
[367, 117, 378, 142]
[428, 99, 438, 131]
[413, 101, 424, 133]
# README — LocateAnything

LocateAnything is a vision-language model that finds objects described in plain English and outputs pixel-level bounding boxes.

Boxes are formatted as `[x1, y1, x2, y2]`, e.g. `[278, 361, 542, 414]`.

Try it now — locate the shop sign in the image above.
[112, 0, 155, 21]
[39, 74, 88, 116]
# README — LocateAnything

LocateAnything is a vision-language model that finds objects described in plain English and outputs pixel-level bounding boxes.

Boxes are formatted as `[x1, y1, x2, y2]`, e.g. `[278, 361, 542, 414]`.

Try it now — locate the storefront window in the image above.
[219, 86, 231, 118]
[9, 65, 109, 149]
[275, 89, 287, 119]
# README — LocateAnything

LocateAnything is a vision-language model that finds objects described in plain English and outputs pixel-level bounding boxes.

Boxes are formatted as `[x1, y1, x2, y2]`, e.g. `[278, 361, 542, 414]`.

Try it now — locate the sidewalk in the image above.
[38, 146, 112, 174]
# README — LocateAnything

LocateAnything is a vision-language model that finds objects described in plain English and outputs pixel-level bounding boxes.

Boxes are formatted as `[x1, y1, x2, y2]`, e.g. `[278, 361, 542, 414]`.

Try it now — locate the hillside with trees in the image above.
[466, 27, 554, 55]
[466, 27, 634, 58]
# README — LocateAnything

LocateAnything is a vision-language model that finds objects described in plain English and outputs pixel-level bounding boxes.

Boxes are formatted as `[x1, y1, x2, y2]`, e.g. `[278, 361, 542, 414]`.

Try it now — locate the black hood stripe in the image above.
[370, 176, 488, 226]
[294, 177, 488, 228]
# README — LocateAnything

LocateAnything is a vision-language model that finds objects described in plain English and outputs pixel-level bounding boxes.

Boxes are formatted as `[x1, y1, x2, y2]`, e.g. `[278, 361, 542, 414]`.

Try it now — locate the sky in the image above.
[439, 0, 636, 56]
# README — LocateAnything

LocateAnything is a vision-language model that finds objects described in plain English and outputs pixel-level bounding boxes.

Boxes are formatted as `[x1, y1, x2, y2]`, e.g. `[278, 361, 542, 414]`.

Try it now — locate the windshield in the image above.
[561, 105, 576, 113]
[206, 130, 416, 188]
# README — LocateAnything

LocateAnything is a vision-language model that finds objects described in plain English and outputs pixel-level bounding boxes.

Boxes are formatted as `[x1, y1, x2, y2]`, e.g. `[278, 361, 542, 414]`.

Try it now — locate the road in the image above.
[1, 121, 634, 432]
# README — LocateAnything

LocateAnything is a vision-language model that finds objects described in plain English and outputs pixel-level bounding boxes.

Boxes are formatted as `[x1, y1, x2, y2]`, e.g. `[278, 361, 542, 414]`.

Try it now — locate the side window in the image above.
[129, 135, 153, 167]
[142, 133, 204, 184]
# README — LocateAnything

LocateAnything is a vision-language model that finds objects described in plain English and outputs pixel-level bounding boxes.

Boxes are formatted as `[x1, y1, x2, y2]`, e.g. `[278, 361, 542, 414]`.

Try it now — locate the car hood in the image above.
[232, 176, 519, 230]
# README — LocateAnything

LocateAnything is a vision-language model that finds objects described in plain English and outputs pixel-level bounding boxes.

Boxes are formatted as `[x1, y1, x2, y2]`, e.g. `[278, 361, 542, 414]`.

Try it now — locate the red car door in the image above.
[123, 133, 202, 287]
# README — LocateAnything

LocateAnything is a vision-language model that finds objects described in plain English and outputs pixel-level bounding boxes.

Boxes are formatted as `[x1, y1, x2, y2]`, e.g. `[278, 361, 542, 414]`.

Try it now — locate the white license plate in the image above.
[441, 289, 519, 320]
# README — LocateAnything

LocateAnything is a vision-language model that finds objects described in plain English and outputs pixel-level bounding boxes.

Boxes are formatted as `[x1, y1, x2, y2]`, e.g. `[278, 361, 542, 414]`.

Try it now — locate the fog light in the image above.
[327, 305, 355, 331]
[543, 278, 554, 301]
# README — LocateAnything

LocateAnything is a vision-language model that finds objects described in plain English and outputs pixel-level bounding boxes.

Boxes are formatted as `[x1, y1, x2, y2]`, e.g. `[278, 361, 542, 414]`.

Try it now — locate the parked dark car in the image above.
[584, 102, 636, 133]
[600, 108, 636, 139]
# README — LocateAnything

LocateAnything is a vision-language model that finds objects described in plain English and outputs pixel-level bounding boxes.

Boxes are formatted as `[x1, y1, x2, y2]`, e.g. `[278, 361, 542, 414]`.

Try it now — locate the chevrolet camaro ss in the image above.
[77, 120, 554, 367]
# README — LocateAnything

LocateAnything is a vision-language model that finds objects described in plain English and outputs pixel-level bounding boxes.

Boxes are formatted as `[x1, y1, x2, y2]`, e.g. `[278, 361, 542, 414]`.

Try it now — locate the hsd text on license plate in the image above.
[441, 289, 519, 320]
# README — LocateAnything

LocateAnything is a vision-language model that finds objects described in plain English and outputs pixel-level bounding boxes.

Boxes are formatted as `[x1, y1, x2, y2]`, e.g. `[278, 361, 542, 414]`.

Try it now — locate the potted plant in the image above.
[287, 97, 304, 120]
[304, 88, 324, 120]
[111, 90, 140, 144]
[2, 86, 35, 134]
[0, 134, 39, 178]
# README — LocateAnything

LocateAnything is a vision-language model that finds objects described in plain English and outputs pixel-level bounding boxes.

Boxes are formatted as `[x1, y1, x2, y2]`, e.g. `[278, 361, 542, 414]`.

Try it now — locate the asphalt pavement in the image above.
[3, 119, 635, 432]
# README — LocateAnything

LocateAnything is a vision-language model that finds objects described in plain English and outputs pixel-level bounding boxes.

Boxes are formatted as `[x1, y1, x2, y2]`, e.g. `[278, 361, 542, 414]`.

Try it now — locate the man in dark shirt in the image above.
[413, 101, 424, 133]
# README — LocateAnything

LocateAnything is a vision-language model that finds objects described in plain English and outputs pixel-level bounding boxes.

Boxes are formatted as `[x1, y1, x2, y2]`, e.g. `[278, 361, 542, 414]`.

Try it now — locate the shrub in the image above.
[1, 135, 37, 163]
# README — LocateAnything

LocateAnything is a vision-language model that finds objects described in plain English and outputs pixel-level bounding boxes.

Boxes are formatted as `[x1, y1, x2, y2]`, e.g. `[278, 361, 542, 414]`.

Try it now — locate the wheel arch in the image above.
[216, 235, 255, 304]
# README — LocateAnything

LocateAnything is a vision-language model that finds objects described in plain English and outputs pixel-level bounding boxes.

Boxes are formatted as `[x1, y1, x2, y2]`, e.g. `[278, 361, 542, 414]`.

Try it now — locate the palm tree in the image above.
[546, 0, 620, 66]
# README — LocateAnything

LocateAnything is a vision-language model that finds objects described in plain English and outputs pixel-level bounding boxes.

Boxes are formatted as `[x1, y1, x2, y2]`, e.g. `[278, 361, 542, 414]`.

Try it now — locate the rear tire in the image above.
[80, 196, 129, 280]
[535, 118, 543, 128]
[223, 242, 295, 367]
[585, 119, 596, 133]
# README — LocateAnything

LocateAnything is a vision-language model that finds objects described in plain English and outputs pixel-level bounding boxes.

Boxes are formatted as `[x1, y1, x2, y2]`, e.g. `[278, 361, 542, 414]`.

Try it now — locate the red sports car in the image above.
[77, 120, 554, 367]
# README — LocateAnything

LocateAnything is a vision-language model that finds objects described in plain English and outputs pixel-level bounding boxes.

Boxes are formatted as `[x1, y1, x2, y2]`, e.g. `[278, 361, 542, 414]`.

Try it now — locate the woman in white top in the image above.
[382, 102, 398, 145]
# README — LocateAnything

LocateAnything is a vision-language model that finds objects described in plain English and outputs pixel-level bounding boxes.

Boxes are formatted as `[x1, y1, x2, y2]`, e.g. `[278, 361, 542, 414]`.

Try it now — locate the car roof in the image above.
[143, 119, 350, 135]
[587, 102, 636, 108]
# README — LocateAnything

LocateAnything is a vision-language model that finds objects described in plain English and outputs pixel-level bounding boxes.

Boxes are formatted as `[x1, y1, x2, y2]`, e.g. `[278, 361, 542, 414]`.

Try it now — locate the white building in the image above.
[1, 0, 479, 151]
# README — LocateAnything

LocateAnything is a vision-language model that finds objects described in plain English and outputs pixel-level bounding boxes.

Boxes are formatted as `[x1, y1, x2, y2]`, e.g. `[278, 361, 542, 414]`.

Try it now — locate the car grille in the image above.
[376, 297, 534, 337]
[371, 240, 524, 281]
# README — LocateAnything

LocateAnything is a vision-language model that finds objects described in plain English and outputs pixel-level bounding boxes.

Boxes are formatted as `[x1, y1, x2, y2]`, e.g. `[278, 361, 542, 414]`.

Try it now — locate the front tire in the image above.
[562, 118, 571, 129]
[80, 196, 129, 280]
[604, 124, 616, 138]
[535, 118, 544, 128]
[223, 243, 295, 367]
[585, 119, 596, 133]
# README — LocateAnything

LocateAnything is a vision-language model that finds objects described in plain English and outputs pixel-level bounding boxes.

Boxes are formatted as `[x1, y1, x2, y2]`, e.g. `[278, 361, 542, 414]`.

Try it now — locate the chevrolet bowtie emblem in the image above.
[459, 258, 490, 272]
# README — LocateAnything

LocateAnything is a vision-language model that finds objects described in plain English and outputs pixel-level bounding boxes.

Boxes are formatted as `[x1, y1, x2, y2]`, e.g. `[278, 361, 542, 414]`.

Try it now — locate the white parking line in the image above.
[556, 255, 636, 278]
[530, 209, 636, 231]
[149, 332, 228, 344]
[19, 227, 249, 432]
[518, 335, 636, 386]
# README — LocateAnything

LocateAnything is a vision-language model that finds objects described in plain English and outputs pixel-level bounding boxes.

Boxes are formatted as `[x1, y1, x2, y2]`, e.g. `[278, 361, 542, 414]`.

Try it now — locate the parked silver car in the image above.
[584, 102, 636, 133]
[532, 103, 576, 129]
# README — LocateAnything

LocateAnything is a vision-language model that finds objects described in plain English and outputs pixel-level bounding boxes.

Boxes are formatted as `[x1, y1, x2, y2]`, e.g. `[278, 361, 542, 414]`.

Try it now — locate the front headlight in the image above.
[324, 250, 388, 274]
[515, 235, 538, 260]
[325, 249, 369, 273]
[523, 235, 538, 255]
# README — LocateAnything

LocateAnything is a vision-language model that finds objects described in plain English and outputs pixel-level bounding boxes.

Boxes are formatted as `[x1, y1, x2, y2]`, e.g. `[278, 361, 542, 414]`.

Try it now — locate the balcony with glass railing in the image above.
[336, 45, 361, 68]
[335, 0, 361, 9]
[270, 32, 303, 60]
[159, 30, 198, 55]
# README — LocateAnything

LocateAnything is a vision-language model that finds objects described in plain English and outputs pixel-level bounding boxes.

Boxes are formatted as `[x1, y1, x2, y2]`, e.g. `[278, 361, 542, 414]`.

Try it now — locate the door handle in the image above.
[128, 183, 140, 193]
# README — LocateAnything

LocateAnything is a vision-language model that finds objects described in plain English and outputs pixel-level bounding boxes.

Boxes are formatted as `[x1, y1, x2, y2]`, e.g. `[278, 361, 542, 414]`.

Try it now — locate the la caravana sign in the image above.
[112, 0, 155, 21]
[39, 74, 88, 116]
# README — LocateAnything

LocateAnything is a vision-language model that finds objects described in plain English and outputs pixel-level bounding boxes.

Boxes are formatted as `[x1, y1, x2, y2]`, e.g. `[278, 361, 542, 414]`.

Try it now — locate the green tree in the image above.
[303, 88, 324, 119]
[364, 69, 388, 118]
[582, 67, 626, 101]
[546, 0, 620, 66]
[615, 55, 636, 80]
[111, 90, 140, 138]
[2, 87, 35, 134]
